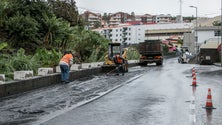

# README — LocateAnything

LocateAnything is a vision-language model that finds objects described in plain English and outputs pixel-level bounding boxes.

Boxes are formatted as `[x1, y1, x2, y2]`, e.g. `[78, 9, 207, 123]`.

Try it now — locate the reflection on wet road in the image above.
[1, 58, 222, 125]
[42, 58, 222, 125]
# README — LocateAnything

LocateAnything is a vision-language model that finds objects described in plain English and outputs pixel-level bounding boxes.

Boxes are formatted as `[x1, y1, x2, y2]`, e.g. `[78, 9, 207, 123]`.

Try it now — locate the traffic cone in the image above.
[191, 74, 197, 86]
[203, 88, 216, 109]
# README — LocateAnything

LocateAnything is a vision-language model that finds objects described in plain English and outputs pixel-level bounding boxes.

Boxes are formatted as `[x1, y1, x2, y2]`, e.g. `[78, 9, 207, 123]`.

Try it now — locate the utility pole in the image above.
[189, 6, 198, 64]
[221, 0, 222, 67]
[179, 0, 183, 23]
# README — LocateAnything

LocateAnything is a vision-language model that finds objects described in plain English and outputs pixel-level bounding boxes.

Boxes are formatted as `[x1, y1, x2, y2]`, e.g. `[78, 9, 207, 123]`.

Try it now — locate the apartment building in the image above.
[81, 11, 175, 29]
[134, 14, 153, 24]
[93, 23, 193, 45]
[108, 12, 132, 27]
[152, 14, 172, 23]
[81, 11, 102, 29]
[93, 24, 145, 45]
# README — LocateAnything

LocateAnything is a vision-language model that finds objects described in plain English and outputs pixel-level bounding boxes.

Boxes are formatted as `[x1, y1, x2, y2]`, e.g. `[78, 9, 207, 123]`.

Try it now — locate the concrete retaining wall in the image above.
[0, 61, 138, 98]
[0, 74, 5, 84]
[0, 68, 101, 98]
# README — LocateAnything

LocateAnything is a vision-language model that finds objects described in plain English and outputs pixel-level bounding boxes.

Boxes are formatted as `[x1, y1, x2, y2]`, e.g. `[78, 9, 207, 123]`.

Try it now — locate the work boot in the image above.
[64, 80, 70, 84]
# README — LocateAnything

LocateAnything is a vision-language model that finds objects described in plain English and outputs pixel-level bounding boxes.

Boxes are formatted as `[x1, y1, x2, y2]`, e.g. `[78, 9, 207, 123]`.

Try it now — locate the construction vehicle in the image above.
[102, 42, 128, 73]
[138, 40, 163, 66]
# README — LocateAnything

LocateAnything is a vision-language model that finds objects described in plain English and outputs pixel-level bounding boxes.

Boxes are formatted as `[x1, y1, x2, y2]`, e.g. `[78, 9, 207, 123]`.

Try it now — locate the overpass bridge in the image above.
[145, 28, 192, 40]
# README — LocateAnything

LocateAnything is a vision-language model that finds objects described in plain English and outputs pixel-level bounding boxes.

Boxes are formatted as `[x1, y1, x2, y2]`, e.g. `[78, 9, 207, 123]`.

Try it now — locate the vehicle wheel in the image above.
[156, 62, 162, 66]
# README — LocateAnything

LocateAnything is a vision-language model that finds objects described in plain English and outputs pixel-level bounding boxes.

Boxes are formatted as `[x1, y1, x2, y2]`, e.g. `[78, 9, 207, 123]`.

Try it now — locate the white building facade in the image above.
[93, 23, 193, 45]
[196, 26, 221, 44]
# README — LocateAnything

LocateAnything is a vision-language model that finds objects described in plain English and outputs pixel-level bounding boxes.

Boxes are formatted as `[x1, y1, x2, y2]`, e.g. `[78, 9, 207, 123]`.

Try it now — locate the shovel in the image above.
[106, 67, 117, 75]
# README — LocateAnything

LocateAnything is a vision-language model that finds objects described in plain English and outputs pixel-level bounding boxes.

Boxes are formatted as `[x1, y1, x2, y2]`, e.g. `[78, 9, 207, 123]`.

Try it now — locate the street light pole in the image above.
[221, 0, 222, 67]
[189, 5, 198, 64]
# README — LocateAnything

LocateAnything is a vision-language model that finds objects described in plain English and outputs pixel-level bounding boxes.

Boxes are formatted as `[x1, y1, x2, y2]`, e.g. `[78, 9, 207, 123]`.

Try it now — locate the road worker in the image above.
[113, 53, 125, 76]
[59, 50, 73, 83]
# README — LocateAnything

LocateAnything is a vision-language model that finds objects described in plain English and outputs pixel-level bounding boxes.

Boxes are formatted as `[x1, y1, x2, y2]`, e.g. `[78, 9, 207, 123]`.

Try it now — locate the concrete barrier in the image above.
[128, 60, 139, 64]
[14, 71, 33, 80]
[56, 66, 61, 73]
[38, 68, 54, 76]
[0, 74, 5, 84]
[70, 64, 82, 71]
[0, 67, 102, 98]
[98, 62, 104, 66]
[91, 62, 102, 68]
[81, 63, 91, 69]
[0, 60, 139, 98]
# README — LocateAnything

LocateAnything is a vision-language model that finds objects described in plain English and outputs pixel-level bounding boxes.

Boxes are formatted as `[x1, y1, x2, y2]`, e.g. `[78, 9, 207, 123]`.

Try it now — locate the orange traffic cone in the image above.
[191, 74, 197, 86]
[203, 88, 216, 109]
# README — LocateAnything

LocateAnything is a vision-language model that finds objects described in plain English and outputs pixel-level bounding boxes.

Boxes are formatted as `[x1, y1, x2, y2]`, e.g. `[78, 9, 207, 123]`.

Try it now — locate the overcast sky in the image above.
[75, 0, 221, 17]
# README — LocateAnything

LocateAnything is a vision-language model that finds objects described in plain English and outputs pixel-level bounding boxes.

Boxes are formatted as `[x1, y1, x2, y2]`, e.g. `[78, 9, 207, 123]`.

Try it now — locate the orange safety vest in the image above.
[116, 55, 123, 64]
[60, 54, 73, 65]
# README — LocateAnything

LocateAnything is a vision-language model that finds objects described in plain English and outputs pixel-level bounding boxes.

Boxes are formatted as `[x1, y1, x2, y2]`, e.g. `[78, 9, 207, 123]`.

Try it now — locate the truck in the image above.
[199, 43, 219, 65]
[138, 40, 163, 66]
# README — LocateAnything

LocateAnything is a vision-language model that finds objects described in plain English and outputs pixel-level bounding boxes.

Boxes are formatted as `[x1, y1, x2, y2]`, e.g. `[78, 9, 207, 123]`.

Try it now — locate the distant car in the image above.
[178, 55, 188, 63]
[178, 47, 193, 64]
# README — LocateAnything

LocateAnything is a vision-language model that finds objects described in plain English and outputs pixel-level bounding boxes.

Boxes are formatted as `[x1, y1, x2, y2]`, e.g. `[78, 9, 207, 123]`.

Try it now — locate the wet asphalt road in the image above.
[1, 58, 222, 125]
[0, 62, 145, 125]
[40, 58, 222, 125]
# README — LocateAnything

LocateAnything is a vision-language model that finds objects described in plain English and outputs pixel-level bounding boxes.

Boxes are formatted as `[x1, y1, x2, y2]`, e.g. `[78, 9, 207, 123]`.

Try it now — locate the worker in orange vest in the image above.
[59, 50, 73, 83]
[114, 53, 125, 76]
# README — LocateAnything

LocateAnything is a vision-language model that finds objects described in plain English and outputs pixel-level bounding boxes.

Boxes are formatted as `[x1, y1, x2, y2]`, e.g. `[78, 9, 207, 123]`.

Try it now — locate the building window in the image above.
[214, 30, 221, 36]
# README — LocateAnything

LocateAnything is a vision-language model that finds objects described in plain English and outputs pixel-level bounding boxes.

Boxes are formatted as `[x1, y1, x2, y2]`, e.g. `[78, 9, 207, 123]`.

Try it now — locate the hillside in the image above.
[194, 16, 221, 27]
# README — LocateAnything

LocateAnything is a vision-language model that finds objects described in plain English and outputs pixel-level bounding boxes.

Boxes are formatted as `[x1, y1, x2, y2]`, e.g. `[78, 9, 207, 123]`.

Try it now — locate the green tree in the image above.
[5, 14, 40, 50]
[41, 14, 71, 48]
[67, 28, 109, 62]
[94, 21, 101, 29]
[102, 13, 110, 24]
[48, 0, 80, 26]
[32, 48, 62, 67]
[0, 0, 9, 27]
[212, 21, 221, 26]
